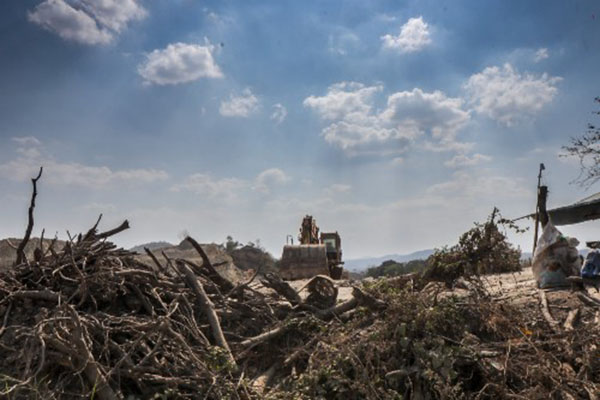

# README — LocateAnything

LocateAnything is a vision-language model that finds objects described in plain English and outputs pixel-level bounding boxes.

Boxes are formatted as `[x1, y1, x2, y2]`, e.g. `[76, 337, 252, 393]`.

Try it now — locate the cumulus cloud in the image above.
[323, 183, 352, 196]
[172, 168, 290, 199]
[534, 48, 549, 62]
[271, 103, 287, 124]
[427, 171, 529, 199]
[304, 82, 381, 121]
[80, 0, 146, 32]
[464, 63, 561, 126]
[137, 42, 223, 85]
[444, 153, 492, 168]
[28, 0, 145, 45]
[0, 136, 168, 186]
[254, 168, 290, 193]
[304, 82, 470, 156]
[219, 89, 260, 117]
[170, 173, 248, 201]
[328, 31, 360, 56]
[12, 136, 41, 146]
[381, 16, 431, 53]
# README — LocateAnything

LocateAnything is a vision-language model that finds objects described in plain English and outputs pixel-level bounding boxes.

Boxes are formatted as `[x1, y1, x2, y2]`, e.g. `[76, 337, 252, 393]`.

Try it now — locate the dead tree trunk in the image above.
[15, 167, 43, 265]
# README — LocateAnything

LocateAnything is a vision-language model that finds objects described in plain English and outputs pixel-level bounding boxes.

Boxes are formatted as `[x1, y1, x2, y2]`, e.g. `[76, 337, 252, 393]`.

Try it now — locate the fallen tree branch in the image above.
[538, 290, 559, 330]
[67, 307, 119, 400]
[95, 220, 130, 240]
[261, 273, 301, 306]
[240, 325, 288, 349]
[316, 297, 358, 320]
[563, 308, 580, 331]
[144, 247, 166, 273]
[185, 236, 234, 292]
[10, 290, 60, 303]
[577, 292, 600, 308]
[176, 260, 236, 368]
[15, 166, 43, 265]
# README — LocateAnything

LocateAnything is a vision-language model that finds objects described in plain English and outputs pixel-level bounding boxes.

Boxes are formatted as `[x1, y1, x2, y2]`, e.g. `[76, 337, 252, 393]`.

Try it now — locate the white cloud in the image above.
[219, 88, 260, 117]
[271, 103, 287, 124]
[28, 0, 112, 45]
[444, 153, 492, 168]
[323, 183, 352, 196]
[390, 157, 404, 166]
[137, 42, 223, 85]
[0, 137, 168, 187]
[464, 63, 561, 126]
[427, 171, 530, 199]
[330, 183, 351, 193]
[534, 48, 549, 62]
[12, 136, 41, 146]
[304, 82, 381, 121]
[170, 173, 247, 201]
[171, 167, 290, 199]
[28, 0, 145, 45]
[254, 168, 290, 193]
[304, 82, 470, 156]
[79, 0, 146, 33]
[328, 31, 360, 56]
[381, 16, 431, 53]
[81, 202, 117, 212]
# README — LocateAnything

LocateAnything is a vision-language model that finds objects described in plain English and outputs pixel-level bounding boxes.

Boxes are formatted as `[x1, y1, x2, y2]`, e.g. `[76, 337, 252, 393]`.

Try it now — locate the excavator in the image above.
[279, 215, 344, 280]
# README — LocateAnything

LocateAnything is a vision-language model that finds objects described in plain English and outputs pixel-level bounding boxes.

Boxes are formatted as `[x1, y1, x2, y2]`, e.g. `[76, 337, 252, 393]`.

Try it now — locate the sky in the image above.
[1, 0, 600, 259]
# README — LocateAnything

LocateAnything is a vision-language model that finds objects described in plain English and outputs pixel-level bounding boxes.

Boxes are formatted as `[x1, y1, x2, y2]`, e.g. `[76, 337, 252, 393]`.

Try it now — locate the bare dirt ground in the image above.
[274, 268, 600, 324]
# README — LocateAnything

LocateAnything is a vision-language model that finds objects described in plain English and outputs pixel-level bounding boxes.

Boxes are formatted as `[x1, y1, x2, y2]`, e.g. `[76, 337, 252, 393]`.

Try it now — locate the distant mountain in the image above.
[344, 249, 434, 272]
[129, 241, 174, 254]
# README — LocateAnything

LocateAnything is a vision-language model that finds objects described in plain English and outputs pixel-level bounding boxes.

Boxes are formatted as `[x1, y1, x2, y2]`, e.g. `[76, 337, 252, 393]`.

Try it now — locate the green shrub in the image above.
[422, 208, 522, 286]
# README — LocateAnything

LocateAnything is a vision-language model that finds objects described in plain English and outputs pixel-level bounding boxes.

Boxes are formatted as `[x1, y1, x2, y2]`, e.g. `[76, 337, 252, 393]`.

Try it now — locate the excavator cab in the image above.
[320, 232, 343, 279]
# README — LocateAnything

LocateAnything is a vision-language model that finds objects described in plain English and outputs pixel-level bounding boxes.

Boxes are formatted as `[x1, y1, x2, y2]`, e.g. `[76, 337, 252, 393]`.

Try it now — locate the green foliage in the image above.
[365, 259, 426, 278]
[271, 282, 518, 399]
[422, 208, 522, 285]
[224, 235, 242, 254]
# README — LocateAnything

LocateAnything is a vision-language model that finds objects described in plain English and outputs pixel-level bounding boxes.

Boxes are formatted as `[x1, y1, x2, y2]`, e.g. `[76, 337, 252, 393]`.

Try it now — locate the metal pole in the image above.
[532, 163, 545, 255]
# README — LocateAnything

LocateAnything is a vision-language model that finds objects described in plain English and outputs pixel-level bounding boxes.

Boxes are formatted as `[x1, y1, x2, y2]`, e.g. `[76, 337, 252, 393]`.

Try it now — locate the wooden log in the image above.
[261, 273, 301, 306]
[252, 362, 279, 394]
[176, 260, 236, 368]
[538, 290, 559, 330]
[577, 292, 600, 308]
[316, 297, 358, 320]
[563, 308, 580, 331]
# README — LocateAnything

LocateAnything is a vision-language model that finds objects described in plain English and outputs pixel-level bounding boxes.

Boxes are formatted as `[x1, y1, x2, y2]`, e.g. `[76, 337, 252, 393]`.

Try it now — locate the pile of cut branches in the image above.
[0, 215, 381, 399]
[269, 277, 600, 399]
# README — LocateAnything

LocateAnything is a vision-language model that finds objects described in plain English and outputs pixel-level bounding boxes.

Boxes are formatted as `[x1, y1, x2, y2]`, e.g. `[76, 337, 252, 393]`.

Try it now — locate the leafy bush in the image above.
[422, 208, 522, 286]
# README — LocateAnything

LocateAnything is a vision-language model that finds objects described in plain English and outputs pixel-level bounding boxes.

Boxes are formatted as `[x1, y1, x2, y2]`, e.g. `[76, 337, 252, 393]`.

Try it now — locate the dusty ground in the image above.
[268, 268, 600, 323]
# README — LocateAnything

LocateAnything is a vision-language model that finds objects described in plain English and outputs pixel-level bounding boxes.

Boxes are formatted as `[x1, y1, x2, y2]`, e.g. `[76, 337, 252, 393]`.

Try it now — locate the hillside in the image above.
[0, 237, 65, 270]
[129, 241, 174, 254]
[344, 249, 434, 271]
[133, 239, 250, 283]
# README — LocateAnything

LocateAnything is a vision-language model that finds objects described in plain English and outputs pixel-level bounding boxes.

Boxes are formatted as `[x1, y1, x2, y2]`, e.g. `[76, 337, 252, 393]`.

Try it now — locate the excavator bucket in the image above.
[279, 244, 329, 280]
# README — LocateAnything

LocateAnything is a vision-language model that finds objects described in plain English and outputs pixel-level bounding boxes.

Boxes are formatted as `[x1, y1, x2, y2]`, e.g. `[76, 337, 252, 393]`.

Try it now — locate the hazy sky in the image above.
[1, 0, 600, 258]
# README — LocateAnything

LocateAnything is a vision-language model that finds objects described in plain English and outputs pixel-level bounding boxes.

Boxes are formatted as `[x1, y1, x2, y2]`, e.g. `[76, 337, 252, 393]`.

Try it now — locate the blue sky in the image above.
[1, 0, 600, 258]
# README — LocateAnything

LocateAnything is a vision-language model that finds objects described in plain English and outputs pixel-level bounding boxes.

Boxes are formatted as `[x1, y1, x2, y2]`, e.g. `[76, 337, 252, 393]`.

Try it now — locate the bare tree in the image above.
[562, 97, 600, 187]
